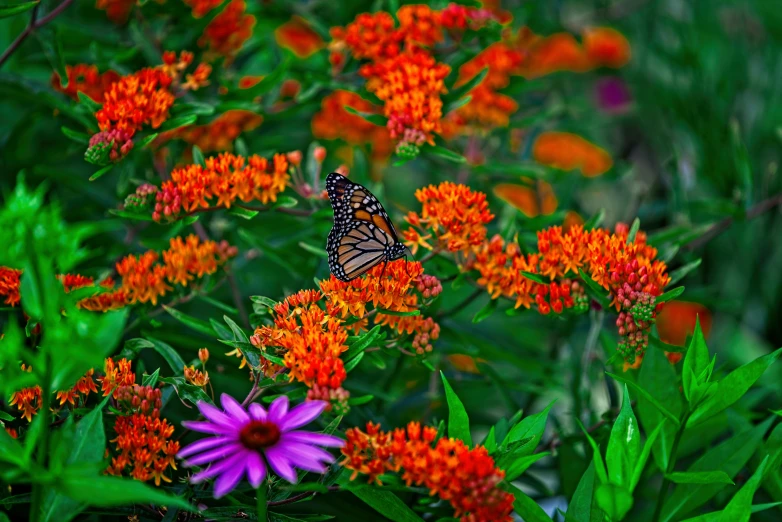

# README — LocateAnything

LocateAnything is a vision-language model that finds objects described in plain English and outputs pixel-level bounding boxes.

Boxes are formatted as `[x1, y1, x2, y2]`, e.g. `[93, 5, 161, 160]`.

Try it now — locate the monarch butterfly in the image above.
[325, 172, 408, 282]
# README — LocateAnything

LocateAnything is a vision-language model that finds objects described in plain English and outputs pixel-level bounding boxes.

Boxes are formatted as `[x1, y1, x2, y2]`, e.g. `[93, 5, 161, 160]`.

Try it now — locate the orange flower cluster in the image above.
[404, 182, 494, 255]
[275, 16, 324, 58]
[320, 260, 441, 355]
[52, 64, 120, 102]
[311, 90, 393, 160]
[0, 266, 21, 306]
[117, 236, 236, 305]
[9, 386, 42, 422]
[330, 6, 465, 154]
[197, 0, 256, 60]
[95, 0, 135, 24]
[99, 357, 136, 397]
[158, 110, 263, 153]
[55, 370, 98, 407]
[532, 132, 613, 177]
[251, 290, 349, 398]
[95, 67, 174, 137]
[445, 26, 630, 134]
[107, 383, 179, 485]
[154, 152, 289, 221]
[343, 421, 514, 522]
[183, 0, 223, 18]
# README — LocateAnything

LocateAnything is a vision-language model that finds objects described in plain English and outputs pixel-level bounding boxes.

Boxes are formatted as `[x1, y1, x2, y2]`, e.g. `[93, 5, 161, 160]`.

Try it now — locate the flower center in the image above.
[239, 420, 281, 449]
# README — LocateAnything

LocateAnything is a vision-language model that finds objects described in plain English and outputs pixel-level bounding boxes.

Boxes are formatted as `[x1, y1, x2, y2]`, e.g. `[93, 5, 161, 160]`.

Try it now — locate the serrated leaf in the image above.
[440, 371, 471, 445]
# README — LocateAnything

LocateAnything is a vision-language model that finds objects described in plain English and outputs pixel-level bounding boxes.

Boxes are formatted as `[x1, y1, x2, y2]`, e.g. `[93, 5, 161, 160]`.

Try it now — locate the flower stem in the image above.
[257, 479, 268, 522]
[652, 411, 690, 522]
[30, 355, 53, 522]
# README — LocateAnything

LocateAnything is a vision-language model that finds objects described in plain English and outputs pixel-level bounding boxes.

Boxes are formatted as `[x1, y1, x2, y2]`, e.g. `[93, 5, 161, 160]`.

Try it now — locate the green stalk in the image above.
[30, 355, 52, 522]
[257, 478, 268, 522]
[652, 411, 690, 522]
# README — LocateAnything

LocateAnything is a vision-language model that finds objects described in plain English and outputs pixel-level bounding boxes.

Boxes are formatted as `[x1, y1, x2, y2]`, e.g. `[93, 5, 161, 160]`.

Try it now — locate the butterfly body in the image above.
[325, 173, 407, 282]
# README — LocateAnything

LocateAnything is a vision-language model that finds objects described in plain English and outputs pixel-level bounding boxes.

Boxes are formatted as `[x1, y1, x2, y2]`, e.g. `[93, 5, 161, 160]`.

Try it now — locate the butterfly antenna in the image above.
[403, 253, 414, 279]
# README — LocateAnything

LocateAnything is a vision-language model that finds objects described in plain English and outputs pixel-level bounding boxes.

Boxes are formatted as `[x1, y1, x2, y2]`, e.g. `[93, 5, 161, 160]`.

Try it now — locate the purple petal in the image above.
[213, 459, 246, 498]
[182, 420, 235, 435]
[198, 401, 236, 428]
[246, 451, 266, 488]
[220, 393, 249, 423]
[269, 395, 289, 423]
[249, 403, 268, 421]
[278, 401, 327, 431]
[264, 446, 297, 483]
[191, 451, 248, 483]
[178, 436, 234, 459]
[184, 442, 244, 467]
[284, 431, 345, 448]
[281, 442, 336, 466]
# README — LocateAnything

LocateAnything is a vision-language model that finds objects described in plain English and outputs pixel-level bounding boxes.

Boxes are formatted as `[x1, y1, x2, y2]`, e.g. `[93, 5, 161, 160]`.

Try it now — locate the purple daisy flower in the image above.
[178, 393, 344, 498]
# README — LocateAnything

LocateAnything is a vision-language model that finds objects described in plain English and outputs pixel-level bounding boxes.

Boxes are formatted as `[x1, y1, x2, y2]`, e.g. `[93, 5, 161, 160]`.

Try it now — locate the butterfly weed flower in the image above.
[157, 110, 263, 154]
[0, 267, 22, 306]
[99, 357, 136, 398]
[95, 0, 136, 24]
[96, 67, 175, 138]
[9, 386, 42, 422]
[343, 421, 514, 521]
[51, 64, 119, 102]
[178, 394, 344, 497]
[532, 131, 613, 177]
[275, 16, 325, 59]
[198, 0, 256, 61]
[55, 369, 98, 408]
[404, 182, 494, 255]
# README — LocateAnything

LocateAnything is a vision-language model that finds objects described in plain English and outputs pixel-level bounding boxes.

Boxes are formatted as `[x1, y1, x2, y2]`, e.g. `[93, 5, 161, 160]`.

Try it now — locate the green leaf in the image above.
[159, 115, 198, 132]
[501, 482, 552, 522]
[0, 422, 27, 467]
[626, 218, 641, 244]
[718, 456, 769, 522]
[61, 127, 89, 144]
[583, 209, 605, 230]
[375, 308, 420, 316]
[665, 471, 734, 485]
[502, 452, 549, 481]
[146, 337, 186, 375]
[566, 463, 596, 522]
[76, 91, 102, 112]
[472, 298, 497, 323]
[606, 386, 641, 488]
[345, 325, 383, 361]
[426, 145, 466, 163]
[0, 1, 39, 19]
[55, 471, 194, 511]
[135, 133, 158, 149]
[521, 271, 549, 284]
[192, 146, 205, 167]
[444, 67, 488, 104]
[162, 305, 215, 337]
[657, 286, 685, 304]
[228, 206, 259, 220]
[142, 368, 160, 388]
[41, 395, 111, 522]
[689, 347, 782, 426]
[577, 269, 612, 309]
[159, 376, 213, 406]
[682, 318, 710, 404]
[630, 421, 664, 491]
[637, 345, 682, 470]
[577, 419, 608, 484]
[595, 482, 634, 521]
[440, 371, 471, 445]
[606, 372, 680, 426]
[503, 401, 554, 451]
[89, 164, 114, 182]
[37, 26, 67, 91]
[668, 259, 702, 287]
[660, 416, 774, 522]
[299, 241, 328, 258]
[343, 106, 387, 126]
[343, 351, 365, 373]
[339, 477, 423, 522]
[273, 195, 299, 209]
[347, 394, 374, 406]
[443, 94, 472, 115]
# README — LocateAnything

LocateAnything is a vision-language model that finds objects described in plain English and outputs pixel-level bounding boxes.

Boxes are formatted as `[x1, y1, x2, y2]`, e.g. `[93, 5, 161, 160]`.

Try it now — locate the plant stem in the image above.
[0, 0, 74, 68]
[257, 479, 268, 522]
[652, 412, 690, 522]
[30, 355, 53, 522]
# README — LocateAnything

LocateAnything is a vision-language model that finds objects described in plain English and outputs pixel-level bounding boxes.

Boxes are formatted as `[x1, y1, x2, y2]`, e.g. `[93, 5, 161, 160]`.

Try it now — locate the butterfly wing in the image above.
[325, 173, 403, 281]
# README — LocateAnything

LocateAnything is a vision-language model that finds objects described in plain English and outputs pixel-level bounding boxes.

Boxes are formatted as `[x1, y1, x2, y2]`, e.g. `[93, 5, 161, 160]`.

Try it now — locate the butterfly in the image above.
[325, 172, 408, 282]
